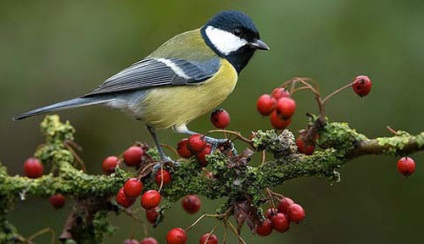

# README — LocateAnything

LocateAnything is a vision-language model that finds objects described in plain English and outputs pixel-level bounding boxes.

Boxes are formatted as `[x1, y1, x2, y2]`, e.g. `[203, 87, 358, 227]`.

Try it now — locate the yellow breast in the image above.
[139, 59, 237, 129]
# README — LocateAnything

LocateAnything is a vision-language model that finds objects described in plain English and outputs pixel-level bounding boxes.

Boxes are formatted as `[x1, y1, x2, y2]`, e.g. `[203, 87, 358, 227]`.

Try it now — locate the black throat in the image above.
[201, 27, 256, 74]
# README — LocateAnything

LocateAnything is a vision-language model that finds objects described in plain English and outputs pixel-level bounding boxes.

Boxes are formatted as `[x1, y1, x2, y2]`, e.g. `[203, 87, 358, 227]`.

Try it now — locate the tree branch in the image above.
[1, 115, 423, 242]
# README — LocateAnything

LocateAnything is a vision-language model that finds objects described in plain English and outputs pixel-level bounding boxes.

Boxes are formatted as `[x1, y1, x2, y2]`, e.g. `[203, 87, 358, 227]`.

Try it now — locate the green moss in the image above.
[377, 136, 410, 155]
[40, 115, 75, 143]
[93, 211, 115, 242]
[2, 114, 423, 242]
[415, 132, 424, 147]
[319, 122, 368, 157]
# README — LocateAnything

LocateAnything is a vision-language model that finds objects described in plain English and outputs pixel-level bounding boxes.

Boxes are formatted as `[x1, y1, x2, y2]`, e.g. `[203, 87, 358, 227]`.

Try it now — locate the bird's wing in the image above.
[83, 57, 220, 96]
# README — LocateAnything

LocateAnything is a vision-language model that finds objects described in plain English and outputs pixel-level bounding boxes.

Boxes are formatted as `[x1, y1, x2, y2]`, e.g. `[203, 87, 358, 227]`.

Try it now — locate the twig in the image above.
[206, 129, 253, 147]
[27, 227, 56, 244]
[321, 83, 352, 104]
[160, 143, 179, 158]
[185, 213, 222, 232]
[227, 220, 247, 244]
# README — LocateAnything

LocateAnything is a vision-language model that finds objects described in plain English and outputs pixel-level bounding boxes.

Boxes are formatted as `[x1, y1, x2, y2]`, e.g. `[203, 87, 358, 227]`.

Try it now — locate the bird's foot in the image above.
[204, 136, 238, 156]
[152, 158, 180, 171]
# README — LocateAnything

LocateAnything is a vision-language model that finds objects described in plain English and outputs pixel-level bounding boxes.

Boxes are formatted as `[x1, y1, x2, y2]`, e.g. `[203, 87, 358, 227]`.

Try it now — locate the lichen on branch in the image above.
[1, 114, 423, 242]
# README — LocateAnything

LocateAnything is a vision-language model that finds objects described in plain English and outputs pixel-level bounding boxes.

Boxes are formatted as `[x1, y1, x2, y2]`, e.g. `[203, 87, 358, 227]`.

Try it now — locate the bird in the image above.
[14, 10, 269, 161]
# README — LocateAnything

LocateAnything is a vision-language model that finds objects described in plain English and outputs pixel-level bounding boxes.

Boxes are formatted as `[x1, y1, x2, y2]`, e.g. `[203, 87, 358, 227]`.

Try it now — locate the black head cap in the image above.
[201, 11, 269, 73]
[205, 10, 260, 42]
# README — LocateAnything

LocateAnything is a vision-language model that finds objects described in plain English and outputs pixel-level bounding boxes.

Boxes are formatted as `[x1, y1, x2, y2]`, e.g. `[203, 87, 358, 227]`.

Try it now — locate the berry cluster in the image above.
[106, 144, 206, 244]
[116, 177, 161, 210]
[257, 88, 296, 130]
[177, 134, 212, 166]
[255, 75, 373, 156]
[101, 145, 148, 175]
[257, 196, 305, 237]
[107, 145, 164, 211]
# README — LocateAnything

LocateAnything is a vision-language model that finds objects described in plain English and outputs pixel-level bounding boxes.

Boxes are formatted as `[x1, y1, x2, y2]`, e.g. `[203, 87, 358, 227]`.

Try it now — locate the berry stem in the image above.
[157, 164, 164, 193]
[321, 82, 353, 104]
[222, 224, 228, 244]
[142, 222, 148, 239]
[129, 219, 137, 240]
[159, 143, 179, 158]
[226, 220, 247, 244]
[261, 150, 266, 164]
[266, 187, 277, 210]
[27, 227, 56, 244]
[206, 129, 253, 147]
[185, 213, 222, 232]
[386, 126, 400, 136]
[64, 141, 86, 172]
[202, 223, 220, 244]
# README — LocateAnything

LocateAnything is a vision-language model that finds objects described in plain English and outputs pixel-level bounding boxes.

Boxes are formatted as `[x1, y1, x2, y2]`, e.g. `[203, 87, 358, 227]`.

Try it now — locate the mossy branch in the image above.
[1, 115, 423, 242]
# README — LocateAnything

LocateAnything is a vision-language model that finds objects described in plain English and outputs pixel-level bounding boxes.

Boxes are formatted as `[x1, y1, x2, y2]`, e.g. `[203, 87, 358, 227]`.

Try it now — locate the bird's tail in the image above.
[14, 96, 113, 120]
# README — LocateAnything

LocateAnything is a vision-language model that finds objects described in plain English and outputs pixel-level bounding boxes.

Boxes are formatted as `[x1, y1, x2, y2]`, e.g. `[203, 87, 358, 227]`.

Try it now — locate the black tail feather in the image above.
[14, 97, 112, 120]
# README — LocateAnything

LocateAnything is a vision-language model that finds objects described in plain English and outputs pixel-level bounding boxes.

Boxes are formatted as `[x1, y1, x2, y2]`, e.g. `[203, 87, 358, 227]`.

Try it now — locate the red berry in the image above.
[140, 237, 158, 244]
[146, 207, 159, 224]
[199, 233, 218, 244]
[211, 109, 231, 129]
[197, 144, 212, 167]
[277, 197, 294, 214]
[49, 194, 66, 209]
[177, 139, 193, 158]
[271, 213, 290, 233]
[123, 239, 139, 244]
[123, 146, 144, 167]
[188, 134, 206, 154]
[296, 137, 315, 155]
[124, 178, 143, 199]
[116, 187, 135, 208]
[288, 203, 306, 223]
[352, 75, 372, 97]
[256, 219, 273, 236]
[166, 228, 187, 244]
[275, 97, 296, 119]
[182, 195, 201, 214]
[23, 157, 43, 179]
[102, 156, 119, 175]
[271, 87, 290, 100]
[155, 169, 172, 185]
[141, 190, 161, 210]
[270, 111, 291, 129]
[257, 94, 276, 116]
[266, 208, 278, 219]
[397, 157, 415, 176]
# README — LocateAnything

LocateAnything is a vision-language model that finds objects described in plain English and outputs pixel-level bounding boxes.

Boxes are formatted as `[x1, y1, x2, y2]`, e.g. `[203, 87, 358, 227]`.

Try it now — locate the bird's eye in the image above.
[232, 28, 242, 37]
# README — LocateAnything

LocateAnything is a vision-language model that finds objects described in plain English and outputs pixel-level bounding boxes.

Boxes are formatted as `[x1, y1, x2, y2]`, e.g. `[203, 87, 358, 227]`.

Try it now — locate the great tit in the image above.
[15, 10, 269, 161]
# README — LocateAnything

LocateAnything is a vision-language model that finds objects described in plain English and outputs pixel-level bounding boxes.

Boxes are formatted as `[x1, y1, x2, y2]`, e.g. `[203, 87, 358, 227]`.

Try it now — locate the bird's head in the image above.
[201, 10, 269, 73]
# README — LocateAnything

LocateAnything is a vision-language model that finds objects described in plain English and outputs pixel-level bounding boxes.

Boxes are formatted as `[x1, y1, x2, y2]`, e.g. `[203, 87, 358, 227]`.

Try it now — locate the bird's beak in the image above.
[249, 39, 270, 50]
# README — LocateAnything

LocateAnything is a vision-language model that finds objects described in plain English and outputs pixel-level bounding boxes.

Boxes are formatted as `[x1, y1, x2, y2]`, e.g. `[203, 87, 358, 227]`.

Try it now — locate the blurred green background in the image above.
[1, 0, 424, 243]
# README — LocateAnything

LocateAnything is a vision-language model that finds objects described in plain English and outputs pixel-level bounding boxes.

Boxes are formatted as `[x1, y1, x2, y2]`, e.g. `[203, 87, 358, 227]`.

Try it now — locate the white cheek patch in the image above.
[205, 26, 248, 55]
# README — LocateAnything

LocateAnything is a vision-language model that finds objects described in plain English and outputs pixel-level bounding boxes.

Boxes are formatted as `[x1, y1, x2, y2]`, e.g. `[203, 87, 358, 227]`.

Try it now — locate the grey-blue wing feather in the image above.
[84, 58, 220, 96]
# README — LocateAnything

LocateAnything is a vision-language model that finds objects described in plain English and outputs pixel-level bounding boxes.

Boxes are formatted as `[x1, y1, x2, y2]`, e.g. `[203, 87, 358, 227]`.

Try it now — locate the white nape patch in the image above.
[156, 58, 190, 79]
[205, 26, 247, 55]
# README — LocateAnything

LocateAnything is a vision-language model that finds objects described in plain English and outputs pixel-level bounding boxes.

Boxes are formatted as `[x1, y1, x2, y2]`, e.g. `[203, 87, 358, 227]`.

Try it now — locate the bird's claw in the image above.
[152, 158, 180, 172]
[204, 136, 238, 156]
